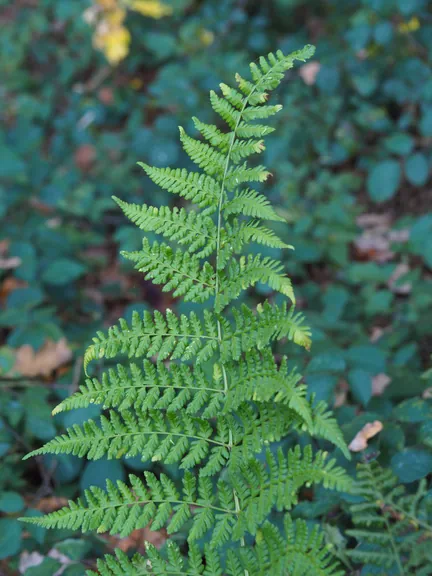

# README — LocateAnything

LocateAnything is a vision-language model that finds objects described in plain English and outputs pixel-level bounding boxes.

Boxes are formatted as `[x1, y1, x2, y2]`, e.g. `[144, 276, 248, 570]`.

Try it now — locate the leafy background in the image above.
[0, 0, 431, 573]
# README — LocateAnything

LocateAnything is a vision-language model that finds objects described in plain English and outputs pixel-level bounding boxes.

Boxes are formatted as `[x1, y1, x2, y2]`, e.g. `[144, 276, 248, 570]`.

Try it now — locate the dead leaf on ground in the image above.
[19, 551, 45, 574]
[98, 86, 114, 105]
[370, 326, 386, 342]
[0, 276, 27, 303]
[349, 420, 383, 452]
[357, 213, 391, 229]
[0, 239, 22, 269]
[0, 256, 22, 269]
[10, 339, 72, 377]
[33, 496, 69, 513]
[372, 374, 391, 396]
[104, 526, 167, 553]
[299, 61, 320, 85]
[354, 213, 410, 264]
[388, 263, 412, 295]
[74, 144, 97, 172]
[334, 379, 349, 408]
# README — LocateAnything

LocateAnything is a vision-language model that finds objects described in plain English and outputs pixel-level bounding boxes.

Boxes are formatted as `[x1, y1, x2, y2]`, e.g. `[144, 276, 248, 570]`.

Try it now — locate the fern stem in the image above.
[213, 60, 286, 576]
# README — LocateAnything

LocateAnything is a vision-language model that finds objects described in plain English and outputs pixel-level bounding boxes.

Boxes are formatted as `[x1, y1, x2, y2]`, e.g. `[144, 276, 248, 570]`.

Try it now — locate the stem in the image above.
[213, 63, 283, 576]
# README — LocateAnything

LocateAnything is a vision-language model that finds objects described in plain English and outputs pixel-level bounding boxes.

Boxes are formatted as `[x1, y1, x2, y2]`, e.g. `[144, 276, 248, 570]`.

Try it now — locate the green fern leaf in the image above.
[224, 188, 285, 221]
[114, 196, 217, 257]
[122, 238, 215, 302]
[23, 44, 354, 576]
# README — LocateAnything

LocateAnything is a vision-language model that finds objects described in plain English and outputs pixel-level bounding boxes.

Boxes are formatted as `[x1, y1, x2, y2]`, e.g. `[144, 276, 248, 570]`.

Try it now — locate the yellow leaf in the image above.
[105, 7, 126, 26]
[102, 26, 131, 65]
[199, 29, 215, 46]
[398, 17, 420, 33]
[129, 0, 173, 19]
[96, 0, 117, 8]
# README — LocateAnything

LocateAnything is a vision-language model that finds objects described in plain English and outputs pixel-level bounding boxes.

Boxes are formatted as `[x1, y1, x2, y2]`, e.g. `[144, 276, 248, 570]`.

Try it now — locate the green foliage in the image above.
[90, 517, 345, 576]
[1, 0, 431, 571]
[347, 461, 432, 575]
[21, 47, 351, 575]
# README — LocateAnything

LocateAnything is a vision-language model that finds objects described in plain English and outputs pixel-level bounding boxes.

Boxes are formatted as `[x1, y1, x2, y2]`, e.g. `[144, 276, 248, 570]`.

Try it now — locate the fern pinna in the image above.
[347, 461, 432, 575]
[22, 47, 352, 575]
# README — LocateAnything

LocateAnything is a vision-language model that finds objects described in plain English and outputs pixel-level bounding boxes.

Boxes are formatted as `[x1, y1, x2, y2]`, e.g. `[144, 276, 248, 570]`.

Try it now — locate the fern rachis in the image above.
[22, 46, 352, 576]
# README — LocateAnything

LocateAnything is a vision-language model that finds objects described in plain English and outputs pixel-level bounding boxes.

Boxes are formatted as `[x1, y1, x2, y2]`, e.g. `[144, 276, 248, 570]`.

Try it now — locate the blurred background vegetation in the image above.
[0, 0, 431, 573]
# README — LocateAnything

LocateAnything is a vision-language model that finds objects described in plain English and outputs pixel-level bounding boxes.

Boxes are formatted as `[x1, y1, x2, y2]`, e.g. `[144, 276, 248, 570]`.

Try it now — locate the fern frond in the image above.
[232, 445, 351, 537]
[225, 163, 271, 190]
[209, 90, 240, 129]
[224, 350, 312, 424]
[21, 471, 236, 545]
[114, 197, 217, 258]
[23, 45, 354, 576]
[84, 308, 218, 374]
[53, 360, 225, 418]
[192, 116, 231, 151]
[122, 238, 215, 302]
[312, 401, 351, 459]
[220, 302, 312, 362]
[138, 164, 220, 210]
[90, 520, 344, 576]
[237, 221, 292, 249]
[179, 127, 226, 176]
[216, 255, 295, 311]
[224, 188, 285, 221]
[347, 461, 432, 573]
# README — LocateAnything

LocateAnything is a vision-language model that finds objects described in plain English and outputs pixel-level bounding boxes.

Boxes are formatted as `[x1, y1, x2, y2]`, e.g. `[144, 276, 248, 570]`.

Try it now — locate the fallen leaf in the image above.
[0, 239, 10, 254]
[11, 339, 72, 377]
[372, 373, 391, 396]
[74, 144, 97, 171]
[388, 229, 410, 243]
[0, 256, 22, 269]
[388, 263, 411, 295]
[33, 496, 69, 513]
[349, 420, 383, 452]
[334, 379, 349, 408]
[299, 61, 320, 85]
[98, 86, 114, 105]
[357, 213, 391, 228]
[370, 326, 386, 342]
[0, 276, 27, 303]
[104, 526, 166, 553]
[19, 551, 44, 573]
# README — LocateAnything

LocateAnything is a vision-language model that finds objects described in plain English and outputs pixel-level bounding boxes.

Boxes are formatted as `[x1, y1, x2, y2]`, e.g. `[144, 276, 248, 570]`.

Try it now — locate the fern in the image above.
[347, 461, 432, 575]
[22, 46, 352, 575]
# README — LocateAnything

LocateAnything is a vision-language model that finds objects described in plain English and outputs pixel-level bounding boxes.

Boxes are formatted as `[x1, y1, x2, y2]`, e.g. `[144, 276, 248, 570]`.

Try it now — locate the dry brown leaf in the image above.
[348, 420, 383, 452]
[0, 276, 27, 303]
[74, 144, 97, 172]
[372, 373, 391, 396]
[11, 339, 72, 377]
[334, 379, 349, 408]
[104, 526, 167, 553]
[299, 61, 320, 85]
[33, 496, 69, 512]
[98, 86, 114, 105]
